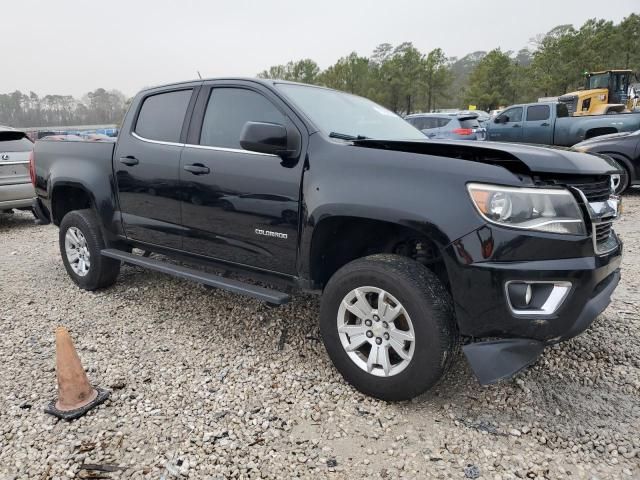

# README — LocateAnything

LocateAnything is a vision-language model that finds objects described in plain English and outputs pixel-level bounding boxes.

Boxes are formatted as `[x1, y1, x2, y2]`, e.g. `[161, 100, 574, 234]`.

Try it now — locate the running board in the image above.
[101, 249, 290, 305]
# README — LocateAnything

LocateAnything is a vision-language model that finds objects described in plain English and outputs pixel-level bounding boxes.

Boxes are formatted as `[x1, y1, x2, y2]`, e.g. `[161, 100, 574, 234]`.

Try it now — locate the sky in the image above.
[4, 0, 638, 98]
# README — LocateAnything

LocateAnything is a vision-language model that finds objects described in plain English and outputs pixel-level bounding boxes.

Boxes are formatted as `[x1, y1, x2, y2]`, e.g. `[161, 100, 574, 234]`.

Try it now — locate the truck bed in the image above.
[34, 139, 116, 169]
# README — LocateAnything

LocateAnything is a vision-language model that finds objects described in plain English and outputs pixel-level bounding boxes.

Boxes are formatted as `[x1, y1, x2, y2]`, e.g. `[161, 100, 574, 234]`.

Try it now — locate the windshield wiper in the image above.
[329, 132, 369, 141]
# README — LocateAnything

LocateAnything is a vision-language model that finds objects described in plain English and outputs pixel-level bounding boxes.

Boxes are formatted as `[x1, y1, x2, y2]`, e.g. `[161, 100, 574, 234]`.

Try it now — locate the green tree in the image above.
[317, 52, 370, 94]
[617, 14, 640, 71]
[423, 48, 451, 111]
[464, 49, 516, 110]
[257, 59, 320, 84]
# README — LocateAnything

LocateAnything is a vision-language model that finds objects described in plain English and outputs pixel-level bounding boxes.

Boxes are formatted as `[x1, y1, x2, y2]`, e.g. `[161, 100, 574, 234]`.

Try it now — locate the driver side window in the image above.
[200, 88, 286, 149]
[497, 107, 523, 124]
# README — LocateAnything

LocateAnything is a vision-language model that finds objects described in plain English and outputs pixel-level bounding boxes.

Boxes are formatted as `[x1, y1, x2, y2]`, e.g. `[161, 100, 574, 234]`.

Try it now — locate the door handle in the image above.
[183, 163, 210, 175]
[512, 124, 521, 128]
[541, 122, 550, 126]
[119, 156, 139, 166]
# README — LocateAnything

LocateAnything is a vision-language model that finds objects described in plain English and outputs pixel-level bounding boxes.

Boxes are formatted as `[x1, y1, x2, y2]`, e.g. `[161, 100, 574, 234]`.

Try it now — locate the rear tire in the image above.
[320, 254, 459, 401]
[59, 209, 120, 290]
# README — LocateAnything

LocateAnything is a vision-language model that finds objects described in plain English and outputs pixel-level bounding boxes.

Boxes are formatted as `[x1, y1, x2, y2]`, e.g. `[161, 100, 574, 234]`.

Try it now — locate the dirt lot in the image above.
[1, 190, 639, 480]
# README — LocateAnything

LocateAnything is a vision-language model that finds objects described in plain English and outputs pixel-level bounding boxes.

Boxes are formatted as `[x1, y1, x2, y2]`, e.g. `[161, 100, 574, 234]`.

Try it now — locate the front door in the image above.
[179, 83, 304, 274]
[488, 107, 523, 142]
[114, 88, 195, 249]
[523, 104, 553, 145]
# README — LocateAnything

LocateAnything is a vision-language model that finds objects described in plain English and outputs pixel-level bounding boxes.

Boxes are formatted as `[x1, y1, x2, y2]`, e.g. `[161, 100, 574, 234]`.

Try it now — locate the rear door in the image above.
[179, 82, 305, 274]
[488, 107, 523, 142]
[113, 87, 198, 249]
[523, 104, 553, 145]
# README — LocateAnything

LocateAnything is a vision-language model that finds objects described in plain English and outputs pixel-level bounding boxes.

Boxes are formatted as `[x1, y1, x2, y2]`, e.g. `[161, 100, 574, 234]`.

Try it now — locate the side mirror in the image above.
[239, 122, 298, 158]
[495, 116, 507, 124]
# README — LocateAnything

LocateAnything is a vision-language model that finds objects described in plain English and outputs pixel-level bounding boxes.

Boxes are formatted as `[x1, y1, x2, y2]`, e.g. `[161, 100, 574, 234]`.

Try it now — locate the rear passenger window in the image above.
[459, 118, 480, 128]
[135, 89, 192, 143]
[526, 105, 550, 121]
[407, 118, 426, 130]
[200, 88, 286, 149]
[437, 118, 452, 128]
[556, 103, 569, 118]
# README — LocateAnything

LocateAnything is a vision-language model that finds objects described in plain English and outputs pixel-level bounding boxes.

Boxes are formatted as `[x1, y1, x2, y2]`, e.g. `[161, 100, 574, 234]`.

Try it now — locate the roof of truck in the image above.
[137, 77, 336, 94]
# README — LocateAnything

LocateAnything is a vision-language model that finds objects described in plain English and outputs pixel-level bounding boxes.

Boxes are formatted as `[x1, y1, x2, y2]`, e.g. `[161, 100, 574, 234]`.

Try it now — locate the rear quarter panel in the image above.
[33, 141, 122, 237]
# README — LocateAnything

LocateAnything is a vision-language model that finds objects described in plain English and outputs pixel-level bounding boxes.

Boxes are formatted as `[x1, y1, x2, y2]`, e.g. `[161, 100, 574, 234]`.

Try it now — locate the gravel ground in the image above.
[1, 190, 639, 480]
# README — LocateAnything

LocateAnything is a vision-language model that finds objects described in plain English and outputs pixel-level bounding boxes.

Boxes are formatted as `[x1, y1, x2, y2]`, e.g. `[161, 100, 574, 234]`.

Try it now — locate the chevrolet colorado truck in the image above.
[486, 101, 640, 146]
[31, 79, 623, 400]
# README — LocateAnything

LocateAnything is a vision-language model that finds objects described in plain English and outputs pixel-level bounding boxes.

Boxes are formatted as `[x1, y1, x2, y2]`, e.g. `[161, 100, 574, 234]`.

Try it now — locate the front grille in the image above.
[563, 177, 611, 202]
[546, 176, 618, 254]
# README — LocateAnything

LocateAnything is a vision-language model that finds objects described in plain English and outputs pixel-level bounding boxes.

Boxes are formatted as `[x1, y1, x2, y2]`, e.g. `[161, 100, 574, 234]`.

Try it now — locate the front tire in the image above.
[320, 254, 458, 401]
[59, 209, 120, 290]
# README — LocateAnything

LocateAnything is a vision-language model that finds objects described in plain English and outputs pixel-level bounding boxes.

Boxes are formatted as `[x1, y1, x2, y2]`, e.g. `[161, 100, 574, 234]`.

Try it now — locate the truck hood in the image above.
[353, 139, 620, 176]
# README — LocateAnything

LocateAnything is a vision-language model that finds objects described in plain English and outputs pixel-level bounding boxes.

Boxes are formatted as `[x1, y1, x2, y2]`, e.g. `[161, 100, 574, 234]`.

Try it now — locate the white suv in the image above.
[0, 126, 35, 214]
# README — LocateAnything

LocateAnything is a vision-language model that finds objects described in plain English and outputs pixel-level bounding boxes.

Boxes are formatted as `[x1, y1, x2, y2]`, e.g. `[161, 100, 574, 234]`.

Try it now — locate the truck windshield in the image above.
[276, 83, 425, 141]
[587, 73, 610, 90]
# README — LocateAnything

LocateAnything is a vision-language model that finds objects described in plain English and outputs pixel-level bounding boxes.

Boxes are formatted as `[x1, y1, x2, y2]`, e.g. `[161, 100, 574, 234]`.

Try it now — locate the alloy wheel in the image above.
[337, 286, 416, 377]
[64, 227, 91, 277]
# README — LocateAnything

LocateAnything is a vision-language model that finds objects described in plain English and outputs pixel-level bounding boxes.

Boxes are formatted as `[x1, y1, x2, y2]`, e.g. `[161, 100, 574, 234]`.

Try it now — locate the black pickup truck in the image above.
[31, 79, 623, 400]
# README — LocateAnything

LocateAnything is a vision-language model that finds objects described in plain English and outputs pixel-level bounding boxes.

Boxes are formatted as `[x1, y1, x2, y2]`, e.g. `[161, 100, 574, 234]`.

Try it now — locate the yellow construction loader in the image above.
[558, 70, 639, 116]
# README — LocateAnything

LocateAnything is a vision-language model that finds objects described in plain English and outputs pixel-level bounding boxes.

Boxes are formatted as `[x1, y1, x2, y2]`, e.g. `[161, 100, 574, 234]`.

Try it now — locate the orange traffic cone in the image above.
[45, 326, 110, 420]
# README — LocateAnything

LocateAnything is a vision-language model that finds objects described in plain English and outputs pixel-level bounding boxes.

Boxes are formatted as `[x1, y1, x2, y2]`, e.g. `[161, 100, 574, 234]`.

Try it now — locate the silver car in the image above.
[405, 112, 487, 141]
[0, 126, 35, 214]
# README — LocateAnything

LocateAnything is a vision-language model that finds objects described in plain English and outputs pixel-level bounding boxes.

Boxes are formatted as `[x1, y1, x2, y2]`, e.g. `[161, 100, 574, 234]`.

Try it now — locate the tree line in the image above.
[258, 14, 640, 113]
[0, 88, 128, 128]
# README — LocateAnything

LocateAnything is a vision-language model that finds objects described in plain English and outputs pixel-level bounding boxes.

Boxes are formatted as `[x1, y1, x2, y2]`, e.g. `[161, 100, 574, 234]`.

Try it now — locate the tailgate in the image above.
[0, 150, 30, 186]
[0, 130, 33, 186]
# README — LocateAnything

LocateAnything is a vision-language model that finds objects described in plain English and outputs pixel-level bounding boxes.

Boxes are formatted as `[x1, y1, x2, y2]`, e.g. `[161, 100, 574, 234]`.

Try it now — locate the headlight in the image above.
[467, 183, 586, 235]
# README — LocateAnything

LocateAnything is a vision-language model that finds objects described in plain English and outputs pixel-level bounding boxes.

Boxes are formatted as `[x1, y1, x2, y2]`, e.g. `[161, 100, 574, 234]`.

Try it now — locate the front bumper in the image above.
[443, 224, 623, 384]
[463, 269, 619, 384]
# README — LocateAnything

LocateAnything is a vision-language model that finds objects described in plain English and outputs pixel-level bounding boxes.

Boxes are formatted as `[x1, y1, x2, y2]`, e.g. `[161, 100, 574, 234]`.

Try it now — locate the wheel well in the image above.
[604, 153, 635, 182]
[51, 186, 92, 225]
[309, 217, 448, 290]
[584, 127, 617, 140]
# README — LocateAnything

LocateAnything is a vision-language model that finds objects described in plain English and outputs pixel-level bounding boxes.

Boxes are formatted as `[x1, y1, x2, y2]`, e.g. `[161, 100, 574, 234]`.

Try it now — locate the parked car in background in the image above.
[40, 134, 84, 142]
[405, 112, 486, 140]
[474, 110, 491, 126]
[573, 129, 640, 194]
[0, 127, 35, 215]
[486, 102, 640, 146]
[82, 133, 117, 142]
